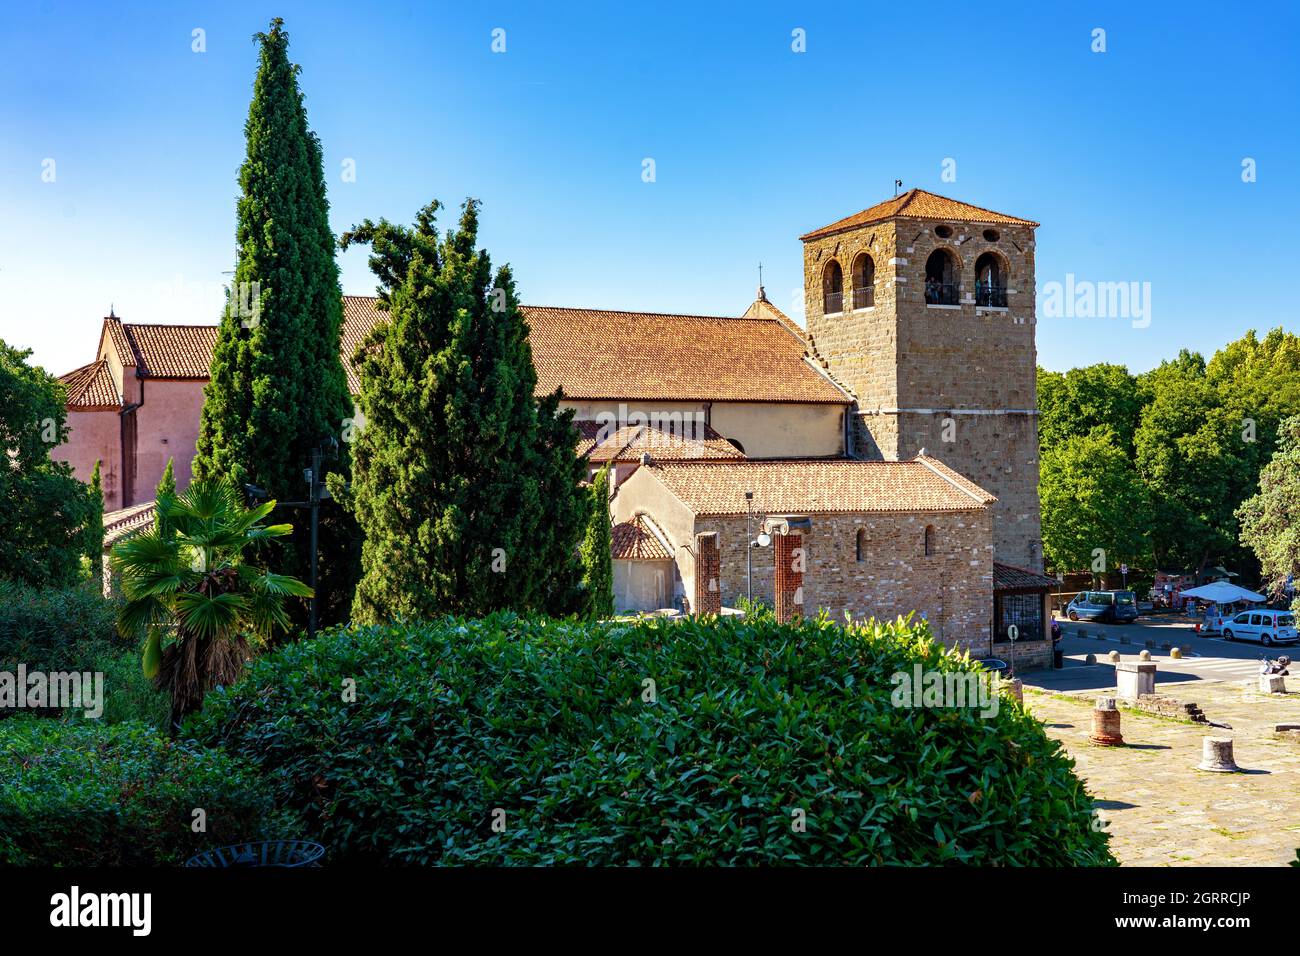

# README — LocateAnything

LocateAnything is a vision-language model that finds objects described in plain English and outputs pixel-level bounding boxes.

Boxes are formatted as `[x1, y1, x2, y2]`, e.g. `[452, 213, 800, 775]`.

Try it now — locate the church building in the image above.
[55, 189, 1055, 667]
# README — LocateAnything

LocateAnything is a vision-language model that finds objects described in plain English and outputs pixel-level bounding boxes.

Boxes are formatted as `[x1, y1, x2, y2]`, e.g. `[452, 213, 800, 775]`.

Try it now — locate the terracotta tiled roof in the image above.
[642, 458, 994, 516]
[66, 297, 853, 405]
[574, 421, 745, 462]
[993, 562, 1057, 591]
[800, 189, 1039, 241]
[122, 324, 219, 378]
[99, 316, 134, 368]
[102, 501, 156, 547]
[611, 514, 672, 560]
[59, 360, 122, 409]
[523, 306, 849, 404]
[341, 295, 383, 393]
[743, 292, 807, 342]
[913, 454, 998, 505]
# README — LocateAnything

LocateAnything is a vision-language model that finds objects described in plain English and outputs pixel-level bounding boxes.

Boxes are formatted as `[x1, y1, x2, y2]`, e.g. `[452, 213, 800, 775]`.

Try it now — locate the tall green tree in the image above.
[1040, 427, 1152, 581]
[193, 18, 358, 626]
[338, 199, 589, 622]
[1238, 415, 1300, 606]
[1037, 329, 1300, 581]
[580, 467, 614, 618]
[1134, 352, 1249, 573]
[0, 339, 99, 587]
[1038, 363, 1142, 457]
[86, 460, 105, 587]
[154, 457, 176, 536]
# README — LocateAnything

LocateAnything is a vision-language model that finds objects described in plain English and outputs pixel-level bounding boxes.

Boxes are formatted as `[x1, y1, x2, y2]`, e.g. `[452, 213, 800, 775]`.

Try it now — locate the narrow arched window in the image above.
[924, 249, 958, 305]
[924, 525, 936, 557]
[974, 252, 1006, 307]
[822, 260, 843, 314]
[852, 254, 875, 309]
[855, 528, 866, 563]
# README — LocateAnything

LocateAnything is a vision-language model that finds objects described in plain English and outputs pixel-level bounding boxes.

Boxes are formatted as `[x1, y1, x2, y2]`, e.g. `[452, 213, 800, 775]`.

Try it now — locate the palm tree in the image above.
[109, 479, 313, 731]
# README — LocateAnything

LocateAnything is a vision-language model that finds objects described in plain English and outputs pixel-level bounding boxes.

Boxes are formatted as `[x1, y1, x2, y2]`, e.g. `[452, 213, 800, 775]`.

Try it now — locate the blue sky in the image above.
[2, 0, 1296, 378]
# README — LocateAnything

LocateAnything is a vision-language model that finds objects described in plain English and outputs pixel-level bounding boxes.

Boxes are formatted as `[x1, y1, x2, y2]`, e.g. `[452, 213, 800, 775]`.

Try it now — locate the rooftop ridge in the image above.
[522, 304, 782, 324]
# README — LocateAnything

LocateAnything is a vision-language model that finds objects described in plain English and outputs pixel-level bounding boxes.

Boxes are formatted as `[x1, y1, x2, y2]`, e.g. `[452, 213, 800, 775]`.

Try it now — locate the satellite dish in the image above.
[755, 532, 772, 548]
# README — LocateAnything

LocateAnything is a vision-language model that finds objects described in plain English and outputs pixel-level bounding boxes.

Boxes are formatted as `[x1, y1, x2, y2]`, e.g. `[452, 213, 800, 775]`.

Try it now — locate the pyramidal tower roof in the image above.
[800, 188, 1039, 241]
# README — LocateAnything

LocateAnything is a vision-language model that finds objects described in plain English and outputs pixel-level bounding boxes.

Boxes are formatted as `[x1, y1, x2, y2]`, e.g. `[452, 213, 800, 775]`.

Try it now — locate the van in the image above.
[1066, 590, 1139, 624]
[1221, 609, 1299, 646]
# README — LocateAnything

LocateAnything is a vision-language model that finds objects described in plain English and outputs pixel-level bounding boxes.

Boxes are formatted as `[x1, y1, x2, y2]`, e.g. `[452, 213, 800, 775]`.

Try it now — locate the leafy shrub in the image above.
[0, 579, 122, 672]
[0, 580, 153, 722]
[86, 649, 169, 729]
[0, 718, 300, 865]
[192, 613, 1115, 866]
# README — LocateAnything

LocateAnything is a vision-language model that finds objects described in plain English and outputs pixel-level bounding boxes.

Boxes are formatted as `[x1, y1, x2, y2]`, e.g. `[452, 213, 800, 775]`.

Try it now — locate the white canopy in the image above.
[1180, 581, 1266, 604]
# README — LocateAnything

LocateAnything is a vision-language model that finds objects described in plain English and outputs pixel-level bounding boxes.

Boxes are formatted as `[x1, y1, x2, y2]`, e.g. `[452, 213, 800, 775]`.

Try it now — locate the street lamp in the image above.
[245, 437, 339, 641]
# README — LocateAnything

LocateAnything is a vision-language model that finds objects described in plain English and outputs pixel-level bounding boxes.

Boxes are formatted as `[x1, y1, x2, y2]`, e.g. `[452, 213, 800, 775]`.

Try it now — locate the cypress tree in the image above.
[580, 467, 615, 618]
[154, 457, 176, 536]
[86, 460, 105, 587]
[193, 18, 358, 626]
[340, 199, 589, 622]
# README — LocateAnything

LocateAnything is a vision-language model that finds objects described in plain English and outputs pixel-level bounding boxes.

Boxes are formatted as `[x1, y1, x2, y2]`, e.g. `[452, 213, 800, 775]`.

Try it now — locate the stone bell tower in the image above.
[799, 189, 1043, 571]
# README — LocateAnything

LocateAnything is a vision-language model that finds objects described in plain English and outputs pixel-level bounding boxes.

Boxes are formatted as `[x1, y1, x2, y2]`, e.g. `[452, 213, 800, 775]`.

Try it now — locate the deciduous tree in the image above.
[0, 340, 99, 587]
[1238, 415, 1300, 606]
[1040, 427, 1152, 582]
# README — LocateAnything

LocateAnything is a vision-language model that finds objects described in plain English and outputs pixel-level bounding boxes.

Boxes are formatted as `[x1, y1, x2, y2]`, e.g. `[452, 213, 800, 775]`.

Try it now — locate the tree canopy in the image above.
[338, 199, 589, 622]
[0, 340, 99, 587]
[1038, 328, 1300, 580]
[1238, 415, 1300, 606]
[192, 18, 358, 627]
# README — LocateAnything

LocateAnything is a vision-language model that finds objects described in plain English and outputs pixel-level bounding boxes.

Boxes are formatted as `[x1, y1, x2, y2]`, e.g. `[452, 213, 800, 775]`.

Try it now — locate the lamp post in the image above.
[244, 437, 338, 641]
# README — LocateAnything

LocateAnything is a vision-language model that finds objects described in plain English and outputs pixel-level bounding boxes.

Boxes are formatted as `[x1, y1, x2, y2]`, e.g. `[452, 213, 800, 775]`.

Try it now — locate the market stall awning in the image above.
[1179, 581, 1266, 603]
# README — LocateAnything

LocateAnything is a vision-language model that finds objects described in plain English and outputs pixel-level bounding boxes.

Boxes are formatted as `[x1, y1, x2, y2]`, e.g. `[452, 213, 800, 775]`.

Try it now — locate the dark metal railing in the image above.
[976, 284, 1008, 308]
[853, 285, 874, 309]
[823, 290, 843, 314]
[924, 281, 959, 306]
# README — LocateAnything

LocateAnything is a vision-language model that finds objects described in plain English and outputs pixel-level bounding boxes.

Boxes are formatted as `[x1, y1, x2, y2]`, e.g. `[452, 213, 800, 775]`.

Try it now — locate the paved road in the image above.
[1025, 614, 1294, 692]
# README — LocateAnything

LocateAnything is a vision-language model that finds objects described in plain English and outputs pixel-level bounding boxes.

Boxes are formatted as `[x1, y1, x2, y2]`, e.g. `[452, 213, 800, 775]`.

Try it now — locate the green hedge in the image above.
[0, 718, 299, 866]
[192, 613, 1115, 866]
[0, 579, 121, 672]
[0, 580, 165, 725]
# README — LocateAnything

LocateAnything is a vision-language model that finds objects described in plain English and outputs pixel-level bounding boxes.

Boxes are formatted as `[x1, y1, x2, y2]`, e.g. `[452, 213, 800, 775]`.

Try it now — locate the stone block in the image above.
[1116, 660, 1157, 700]
[1259, 674, 1286, 694]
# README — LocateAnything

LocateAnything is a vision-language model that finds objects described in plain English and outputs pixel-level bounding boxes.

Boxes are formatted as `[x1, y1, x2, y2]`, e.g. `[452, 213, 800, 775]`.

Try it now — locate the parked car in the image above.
[1221, 609, 1299, 646]
[1066, 590, 1140, 624]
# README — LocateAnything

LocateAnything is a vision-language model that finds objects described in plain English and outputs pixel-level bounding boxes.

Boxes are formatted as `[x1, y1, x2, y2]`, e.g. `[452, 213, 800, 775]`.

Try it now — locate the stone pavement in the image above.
[1023, 677, 1300, 866]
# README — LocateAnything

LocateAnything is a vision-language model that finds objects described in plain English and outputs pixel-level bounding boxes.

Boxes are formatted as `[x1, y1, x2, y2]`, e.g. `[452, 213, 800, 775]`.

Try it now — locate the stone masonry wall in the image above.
[694, 508, 995, 655]
[802, 215, 1043, 571]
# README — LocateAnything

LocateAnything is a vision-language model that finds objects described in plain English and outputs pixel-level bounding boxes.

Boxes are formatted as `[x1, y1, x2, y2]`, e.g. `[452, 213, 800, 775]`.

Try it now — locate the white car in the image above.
[1221, 609, 1299, 646]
